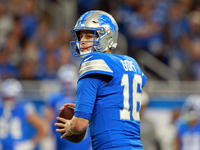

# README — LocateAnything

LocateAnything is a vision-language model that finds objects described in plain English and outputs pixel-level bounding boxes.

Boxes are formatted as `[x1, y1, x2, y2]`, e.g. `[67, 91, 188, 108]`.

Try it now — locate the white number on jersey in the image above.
[0, 117, 22, 139]
[182, 132, 200, 150]
[120, 74, 142, 121]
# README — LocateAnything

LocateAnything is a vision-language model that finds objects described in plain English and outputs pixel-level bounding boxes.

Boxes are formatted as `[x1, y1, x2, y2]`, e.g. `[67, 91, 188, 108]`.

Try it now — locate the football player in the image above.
[55, 10, 147, 150]
[0, 78, 46, 150]
[174, 94, 200, 150]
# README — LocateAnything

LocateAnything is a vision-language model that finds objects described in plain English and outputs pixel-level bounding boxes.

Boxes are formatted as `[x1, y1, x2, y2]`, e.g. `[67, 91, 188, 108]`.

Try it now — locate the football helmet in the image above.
[57, 64, 78, 95]
[70, 10, 118, 57]
[0, 78, 22, 99]
[181, 94, 200, 121]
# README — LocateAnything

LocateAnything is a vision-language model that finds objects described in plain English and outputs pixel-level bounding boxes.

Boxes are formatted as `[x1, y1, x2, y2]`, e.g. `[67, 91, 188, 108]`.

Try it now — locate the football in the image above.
[57, 106, 86, 143]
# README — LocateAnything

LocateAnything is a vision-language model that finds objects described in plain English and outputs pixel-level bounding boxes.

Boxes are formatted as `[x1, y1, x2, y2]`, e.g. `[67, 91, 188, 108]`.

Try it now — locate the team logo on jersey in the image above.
[99, 14, 117, 35]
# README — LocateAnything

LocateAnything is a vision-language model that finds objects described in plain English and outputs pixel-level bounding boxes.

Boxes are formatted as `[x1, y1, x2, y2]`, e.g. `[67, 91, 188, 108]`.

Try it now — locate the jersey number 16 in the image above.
[120, 74, 142, 121]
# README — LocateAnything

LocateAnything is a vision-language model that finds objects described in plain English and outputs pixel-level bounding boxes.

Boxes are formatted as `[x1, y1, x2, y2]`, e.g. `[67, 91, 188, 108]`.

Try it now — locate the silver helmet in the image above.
[181, 94, 200, 121]
[70, 10, 118, 57]
[1, 78, 22, 98]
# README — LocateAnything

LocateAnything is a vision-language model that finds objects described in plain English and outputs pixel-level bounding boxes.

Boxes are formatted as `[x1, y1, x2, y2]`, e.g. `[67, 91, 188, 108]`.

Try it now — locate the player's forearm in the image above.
[32, 122, 46, 145]
[32, 132, 45, 146]
[27, 114, 46, 145]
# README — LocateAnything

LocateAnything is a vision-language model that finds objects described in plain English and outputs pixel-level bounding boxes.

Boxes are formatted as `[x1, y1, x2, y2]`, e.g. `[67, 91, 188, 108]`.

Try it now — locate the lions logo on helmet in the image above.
[70, 10, 118, 57]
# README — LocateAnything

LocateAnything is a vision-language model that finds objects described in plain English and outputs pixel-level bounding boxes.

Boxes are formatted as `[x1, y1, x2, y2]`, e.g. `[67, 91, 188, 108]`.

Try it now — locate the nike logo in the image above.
[84, 56, 93, 61]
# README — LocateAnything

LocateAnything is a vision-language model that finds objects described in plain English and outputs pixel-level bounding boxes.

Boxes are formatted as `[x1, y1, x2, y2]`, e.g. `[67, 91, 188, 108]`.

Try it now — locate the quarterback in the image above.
[55, 10, 147, 150]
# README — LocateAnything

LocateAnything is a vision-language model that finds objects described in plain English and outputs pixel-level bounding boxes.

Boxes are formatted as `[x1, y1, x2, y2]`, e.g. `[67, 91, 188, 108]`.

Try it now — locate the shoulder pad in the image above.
[79, 54, 113, 80]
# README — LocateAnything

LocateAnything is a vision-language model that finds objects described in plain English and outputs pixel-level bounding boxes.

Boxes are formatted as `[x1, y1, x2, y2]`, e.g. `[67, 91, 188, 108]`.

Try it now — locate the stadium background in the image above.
[0, 0, 200, 149]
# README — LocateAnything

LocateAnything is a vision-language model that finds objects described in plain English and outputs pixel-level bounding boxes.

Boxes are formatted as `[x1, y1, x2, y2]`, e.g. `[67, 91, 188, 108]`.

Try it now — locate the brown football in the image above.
[57, 106, 86, 143]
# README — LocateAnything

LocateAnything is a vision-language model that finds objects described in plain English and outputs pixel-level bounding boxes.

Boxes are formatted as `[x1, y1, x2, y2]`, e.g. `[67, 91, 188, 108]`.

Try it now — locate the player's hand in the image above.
[59, 103, 75, 111]
[55, 117, 72, 138]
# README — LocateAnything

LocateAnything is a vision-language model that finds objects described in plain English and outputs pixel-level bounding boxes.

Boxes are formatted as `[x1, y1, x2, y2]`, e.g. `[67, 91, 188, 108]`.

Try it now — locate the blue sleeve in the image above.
[74, 74, 103, 120]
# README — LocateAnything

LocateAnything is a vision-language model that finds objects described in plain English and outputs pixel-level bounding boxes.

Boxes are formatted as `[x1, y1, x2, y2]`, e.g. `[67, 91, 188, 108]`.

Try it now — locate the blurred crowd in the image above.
[0, 0, 200, 150]
[0, 0, 81, 82]
[112, 0, 200, 80]
[0, 0, 200, 82]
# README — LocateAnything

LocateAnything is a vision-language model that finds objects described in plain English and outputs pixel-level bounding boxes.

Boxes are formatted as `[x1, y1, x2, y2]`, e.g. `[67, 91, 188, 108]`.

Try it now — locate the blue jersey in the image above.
[75, 53, 147, 150]
[177, 120, 200, 150]
[0, 102, 36, 150]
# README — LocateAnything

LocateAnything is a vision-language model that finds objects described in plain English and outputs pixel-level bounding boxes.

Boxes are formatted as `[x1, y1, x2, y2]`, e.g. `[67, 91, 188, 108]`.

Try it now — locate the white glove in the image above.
[14, 140, 35, 150]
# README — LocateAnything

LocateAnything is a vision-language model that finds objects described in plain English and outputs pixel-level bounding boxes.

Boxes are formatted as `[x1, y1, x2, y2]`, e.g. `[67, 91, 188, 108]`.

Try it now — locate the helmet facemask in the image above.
[70, 27, 106, 57]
